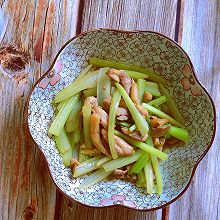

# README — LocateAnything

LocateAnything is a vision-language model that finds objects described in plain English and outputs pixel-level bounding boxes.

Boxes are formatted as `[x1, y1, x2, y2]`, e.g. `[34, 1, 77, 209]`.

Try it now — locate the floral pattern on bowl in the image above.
[27, 29, 216, 211]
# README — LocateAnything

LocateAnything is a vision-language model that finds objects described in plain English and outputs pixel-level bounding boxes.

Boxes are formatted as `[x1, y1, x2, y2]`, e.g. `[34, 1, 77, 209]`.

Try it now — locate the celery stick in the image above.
[49, 94, 80, 136]
[115, 83, 149, 136]
[69, 130, 80, 145]
[62, 148, 73, 167]
[142, 103, 183, 127]
[83, 88, 97, 97]
[147, 96, 167, 106]
[136, 169, 146, 187]
[54, 72, 98, 103]
[96, 157, 112, 166]
[65, 99, 82, 132]
[128, 124, 137, 132]
[144, 160, 154, 194]
[129, 153, 149, 174]
[146, 136, 162, 195]
[123, 70, 148, 79]
[102, 149, 143, 172]
[82, 102, 93, 148]
[53, 128, 71, 153]
[75, 64, 93, 82]
[137, 79, 145, 102]
[145, 81, 161, 97]
[108, 89, 121, 159]
[114, 130, 168, 160]
[89, 57, 167, 85]
[116, 121, 132, 127]
[158, 84, 183, 123]
[78, 168, 112, 190]
[168, 126, 189, 142]
[73, 156, 103, 177]
[97, 67, 111, 106]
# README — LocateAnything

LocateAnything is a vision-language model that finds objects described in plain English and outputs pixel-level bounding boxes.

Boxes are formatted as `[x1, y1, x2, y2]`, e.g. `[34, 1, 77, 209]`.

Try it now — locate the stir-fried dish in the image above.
[48, 57, 189, 195]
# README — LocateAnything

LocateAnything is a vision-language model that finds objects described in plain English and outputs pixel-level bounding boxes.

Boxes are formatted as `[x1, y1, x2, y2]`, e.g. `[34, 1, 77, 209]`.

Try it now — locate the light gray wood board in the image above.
[0, 0, 80, 219]
[169, 0, 220, 220]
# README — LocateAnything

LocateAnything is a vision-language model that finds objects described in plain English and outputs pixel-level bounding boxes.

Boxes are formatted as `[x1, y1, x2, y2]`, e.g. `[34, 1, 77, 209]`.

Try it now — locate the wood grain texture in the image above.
[0, 0, 80, 219]
[169, 0, 220, 220]
[59, 0, 178, 219]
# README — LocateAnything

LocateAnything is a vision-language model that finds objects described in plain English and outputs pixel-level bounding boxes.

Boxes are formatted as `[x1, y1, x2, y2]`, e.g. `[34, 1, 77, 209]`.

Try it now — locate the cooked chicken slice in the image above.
[70, 158, 80, 171]
[119, 99, 127, 108]
[107, 68, 120, 82]
[130, 81, 140, 104]
[90, 113, 109, 156]
[136, 104, 148, 117]
[121, 127, 147, 141]
[143, 92, 153, 102]
[127, 173, 138, 183]
[150, 116, 168, 128]
[92, 106, 108, 129]
[84, 96, 98, 107]
[118, 71, 132, 94]
[81, 148, 102, 156]
[163, 137, 184, 148]
[112, 169, 127, 179]
[116, 107, 129, 121]
[151, 124, 171, 137]
[101, 129, 134, 156]
[153, 137, 166, 151]
[103, 95, 112, 112]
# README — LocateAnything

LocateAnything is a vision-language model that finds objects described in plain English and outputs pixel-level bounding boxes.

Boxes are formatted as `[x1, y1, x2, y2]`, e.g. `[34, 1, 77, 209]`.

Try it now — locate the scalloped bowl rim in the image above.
[26, 28, 216, 211]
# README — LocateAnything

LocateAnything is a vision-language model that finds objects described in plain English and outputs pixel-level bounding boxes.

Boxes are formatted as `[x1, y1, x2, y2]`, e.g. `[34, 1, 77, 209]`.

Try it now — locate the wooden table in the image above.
[0, 0, 219, 219]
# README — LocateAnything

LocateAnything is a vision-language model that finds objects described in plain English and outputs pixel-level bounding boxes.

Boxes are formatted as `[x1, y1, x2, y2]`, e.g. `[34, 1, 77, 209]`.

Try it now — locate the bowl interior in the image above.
[28, 29, 215, 210]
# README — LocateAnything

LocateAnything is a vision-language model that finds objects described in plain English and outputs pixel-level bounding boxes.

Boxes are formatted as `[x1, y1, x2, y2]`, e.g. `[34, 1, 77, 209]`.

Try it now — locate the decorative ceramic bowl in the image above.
[27, 29, 216, 211]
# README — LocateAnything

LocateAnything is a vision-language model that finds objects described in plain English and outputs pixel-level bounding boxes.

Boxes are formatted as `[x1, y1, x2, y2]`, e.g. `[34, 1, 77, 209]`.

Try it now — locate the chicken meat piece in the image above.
[70, 158, 80, 171]
[84, 96, 98, 107]
[107, 68, 120, 82]
[112, 169, 127, 179]
[90, 113, 110, 156]
[107, 69, 132, 94]
[92, 106, 108, 129]
[116, 107, 130, 121]
[163, 137, 184, 148]
[118, 71, 132, 94]
[121, 127, 147, 141]
[143, 92, 153, 102]
[151, 124, 171, 137]
[119, 99, 127, 109]
[101, 129, 134, 156]
[130, 81, 140, 104]
[136, 104, 149, 117]
[127, 173, 138, 183]
[153, 137, 166, 151]
[150, 116, 168, 128]
[103, 95, 112, 112]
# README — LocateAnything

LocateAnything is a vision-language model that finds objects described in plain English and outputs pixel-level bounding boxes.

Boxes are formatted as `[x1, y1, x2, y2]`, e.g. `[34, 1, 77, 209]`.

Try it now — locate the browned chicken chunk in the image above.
[70, 158, 80, 171]
[136, 104, 149, 117]
[90, 113, 109, 156]
[103, 95, 112, 112]
[84, 96, 98, 107]
[151, 124, 171, 137]
[143, 92, 153, 102]
[130, 81, 140, 104]
[153, 137, 166, 151]
[150, 116, 168, 128]
[107, 68, 120, 82]
[101, 129, 134, 156]
[121, 127, 147, 141]
[92, 106, 108, 129]
[112, 169, 127, 179]
[116, 107, 130, 121]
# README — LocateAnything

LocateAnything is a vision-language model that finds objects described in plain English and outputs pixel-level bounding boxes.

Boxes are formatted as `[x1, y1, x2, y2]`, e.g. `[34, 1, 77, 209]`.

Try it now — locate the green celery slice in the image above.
[62, 148, 73, 167]
[147, 96, 167, 106]
[89, 57, 167, 85]
[168, 126, 189, 142]
[145, 81, 161, 97]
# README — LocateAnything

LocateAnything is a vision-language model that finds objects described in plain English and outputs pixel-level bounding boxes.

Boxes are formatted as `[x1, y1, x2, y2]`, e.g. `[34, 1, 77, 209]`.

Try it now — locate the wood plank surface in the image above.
[58, 0, 178, 219]
[0, 0, 219, 219]
[169, 0, 220, 220]
[0, 0, 80, 219]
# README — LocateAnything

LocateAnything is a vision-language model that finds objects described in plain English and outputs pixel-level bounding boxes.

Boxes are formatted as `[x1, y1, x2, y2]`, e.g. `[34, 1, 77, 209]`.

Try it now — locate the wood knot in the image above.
[0, 46, 30, 77]
[22, 199, 38, 220]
